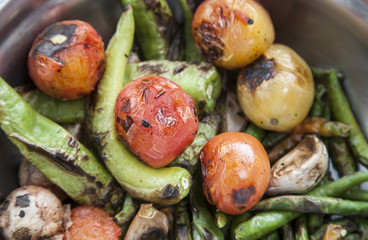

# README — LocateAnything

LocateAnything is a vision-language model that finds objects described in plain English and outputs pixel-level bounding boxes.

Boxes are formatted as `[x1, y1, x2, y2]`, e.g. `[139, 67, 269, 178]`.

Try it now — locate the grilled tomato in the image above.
[115, 75, 198, 168]
[28, 20, 105, 100]
[200, 132, 270, 215]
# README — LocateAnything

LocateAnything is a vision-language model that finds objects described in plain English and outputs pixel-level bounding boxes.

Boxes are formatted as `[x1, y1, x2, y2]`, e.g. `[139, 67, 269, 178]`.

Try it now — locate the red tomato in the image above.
[114, 75, 198, 168]
[28, 20, 105, 100]
[64, 206, 121, 240]
[200, 132, 270, 215]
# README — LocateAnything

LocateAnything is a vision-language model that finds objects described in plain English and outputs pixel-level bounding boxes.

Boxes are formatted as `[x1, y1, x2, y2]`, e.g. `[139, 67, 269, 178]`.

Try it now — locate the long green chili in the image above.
[89, 6, 192, 205]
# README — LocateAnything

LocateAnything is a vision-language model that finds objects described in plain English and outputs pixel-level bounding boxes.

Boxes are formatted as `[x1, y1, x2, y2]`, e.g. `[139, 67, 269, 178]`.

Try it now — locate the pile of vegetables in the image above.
[0, 0, 368, 239]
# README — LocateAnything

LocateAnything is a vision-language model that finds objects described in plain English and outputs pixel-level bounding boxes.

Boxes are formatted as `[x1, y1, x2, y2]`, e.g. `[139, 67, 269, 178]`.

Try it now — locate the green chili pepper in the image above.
[295, 215, 309, 240]
[260, 230, 281, 240]
[328, 137, 357, 176]
[308, 214, 324, 235]
[355, 218, 368, 239]
[16, 85, 85, 123]
[309, 84, 327, 118]
[328, 69, 368, 167]
[244, 122, 266, 141]
[89, 6, 192, 205]
[262, 132, 288, 150]
[233, 171, 368, 240]
[114, 193, 137, 234]
[0, 77, 124, 215]
[168, 113, 221, 174]
[174, 198, 192, 240]
[124, 60, 222, 115]
[121, 0, 182, 60]
[190, 173, 224, 240]
[342, 188, 368, 201]
[214, 209, 229, 229]
[177, 0, 202, 61]
[281, 222, 295, 240]
[251, 195, 368, 216]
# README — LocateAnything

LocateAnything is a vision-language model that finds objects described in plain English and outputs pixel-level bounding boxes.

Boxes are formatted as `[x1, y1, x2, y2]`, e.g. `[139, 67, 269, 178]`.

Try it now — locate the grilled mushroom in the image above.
[267, 134, 329, 195]
[0, 185, 66, 240]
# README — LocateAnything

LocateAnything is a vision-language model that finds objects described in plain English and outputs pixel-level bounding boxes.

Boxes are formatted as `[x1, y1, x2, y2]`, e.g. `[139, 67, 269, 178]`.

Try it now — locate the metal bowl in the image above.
[0, 0, 367, 206]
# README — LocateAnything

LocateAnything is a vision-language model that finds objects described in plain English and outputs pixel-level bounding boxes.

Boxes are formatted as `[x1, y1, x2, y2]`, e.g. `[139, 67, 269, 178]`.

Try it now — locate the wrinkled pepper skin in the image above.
[0, 77, 124, 214]
[124, 60, 222, 115]
[89, 6, 192, 205]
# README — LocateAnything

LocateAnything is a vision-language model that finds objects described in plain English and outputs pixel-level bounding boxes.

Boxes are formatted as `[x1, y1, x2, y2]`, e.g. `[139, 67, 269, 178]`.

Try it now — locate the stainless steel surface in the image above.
[0, 0, 367, 198]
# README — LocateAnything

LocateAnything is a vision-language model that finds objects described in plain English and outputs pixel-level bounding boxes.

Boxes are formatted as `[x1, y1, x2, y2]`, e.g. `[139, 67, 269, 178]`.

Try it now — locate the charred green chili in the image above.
[124, 60, 222, 115]
[295, 215, 309, 240]
[233, 171, 368, 240]
[328, 69, 368, 167]
[168, 113, 221, 174]
[114, 193, 137, 234]
[251, 195, 368, 216]
[281, 223, 295, 240]
[121, 0, 182, 60]
[174, 198, 192, 240]
[328, 137, 357, 176]
[89, 6, 192, 205]
[190, 173, 224, 240]
[0, 77, 124, 214]
[177, 0, 202, 61]
[309, 84, 327, 118]
[16, 85, 85, 123]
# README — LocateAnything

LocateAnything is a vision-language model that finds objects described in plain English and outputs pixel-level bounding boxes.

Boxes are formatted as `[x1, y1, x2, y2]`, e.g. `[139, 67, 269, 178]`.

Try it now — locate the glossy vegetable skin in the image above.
[200, 132, 270, 215]
[89, 6, 192, 205]
[237, 44, 314, 132]
[114, 75, 198, 168]
[124, 60, 222, 115]
[192, 0, 274, 69]
[64, 206, 121, 240]
[28, 20, 105, 100]
[0, 77, 124, 214]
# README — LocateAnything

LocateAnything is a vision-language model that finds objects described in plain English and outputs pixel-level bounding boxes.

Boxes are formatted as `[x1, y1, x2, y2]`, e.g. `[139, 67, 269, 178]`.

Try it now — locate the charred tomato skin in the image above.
[63, 205, 121, 240]
[114, 75, 199, 168]
[192, 0, 275, 70]
[28, 20, 105, 100]
[200, 132, 270, 215]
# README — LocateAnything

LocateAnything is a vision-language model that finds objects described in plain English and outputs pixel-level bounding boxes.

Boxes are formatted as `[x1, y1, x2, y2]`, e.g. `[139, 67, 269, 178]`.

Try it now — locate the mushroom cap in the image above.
[0, 185, 64, 240]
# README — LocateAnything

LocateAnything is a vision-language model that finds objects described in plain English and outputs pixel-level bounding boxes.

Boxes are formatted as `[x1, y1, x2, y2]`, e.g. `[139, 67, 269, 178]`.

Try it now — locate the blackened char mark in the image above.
[9, 134, 95, 181]
[32, 23, 77, 63]
[122, 115, 134, 132]
[173, 65, 187, 75]
[194, 21, 224, 62]
[139, 227, 166, 240]
[121, 98, 131, 113]
[15, 194, 30, 207]
[139, 64, 167, 75]
[238, 56, 276, 92]
[11, 227, 32, 240]
[232, 185, 255, 207]
[159, 184, 179, 200]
